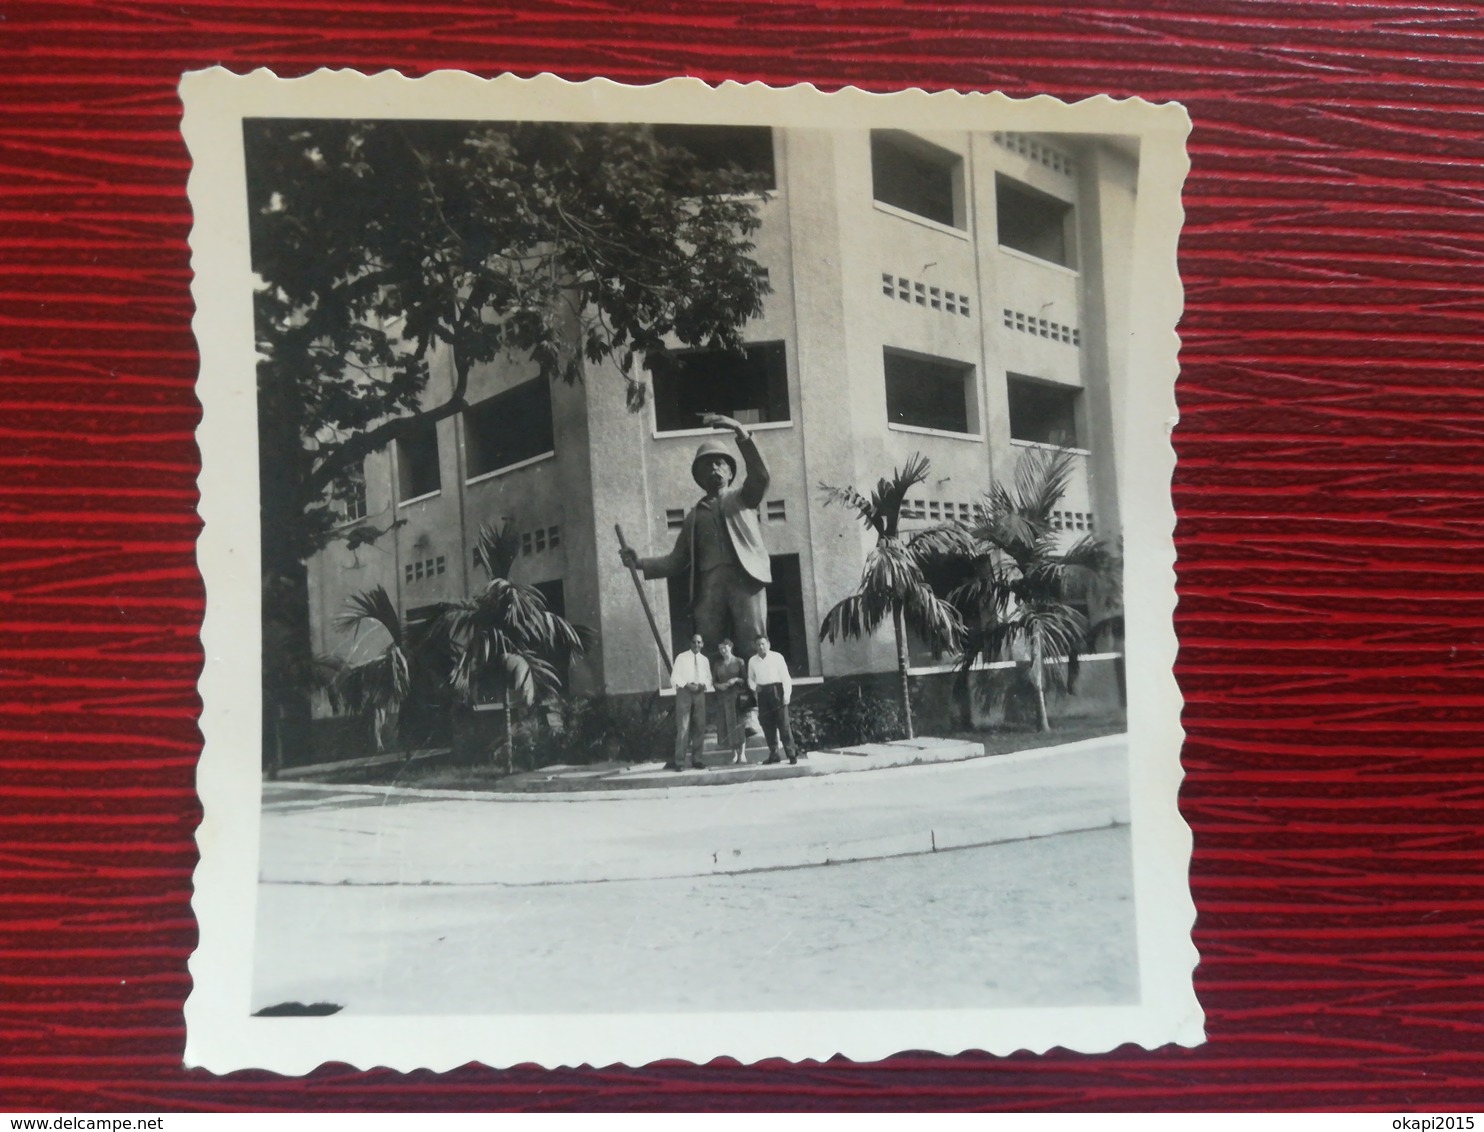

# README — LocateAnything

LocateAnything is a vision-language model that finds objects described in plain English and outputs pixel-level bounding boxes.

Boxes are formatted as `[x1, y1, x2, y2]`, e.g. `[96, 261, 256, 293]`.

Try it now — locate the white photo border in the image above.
[184, 68, 1199, 1072]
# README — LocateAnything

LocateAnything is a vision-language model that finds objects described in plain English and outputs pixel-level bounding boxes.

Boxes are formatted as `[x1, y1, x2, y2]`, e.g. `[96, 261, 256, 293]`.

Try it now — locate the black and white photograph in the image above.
[184, 71, 1198, 1070]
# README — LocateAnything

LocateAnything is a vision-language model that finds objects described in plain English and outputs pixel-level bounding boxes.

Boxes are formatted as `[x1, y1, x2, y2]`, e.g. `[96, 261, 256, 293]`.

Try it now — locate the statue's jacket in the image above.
[637, 435, 773, 606]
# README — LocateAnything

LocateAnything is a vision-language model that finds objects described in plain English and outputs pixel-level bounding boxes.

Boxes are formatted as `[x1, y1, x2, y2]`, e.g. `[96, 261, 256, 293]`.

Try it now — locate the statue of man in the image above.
[619, 412, 772, 668]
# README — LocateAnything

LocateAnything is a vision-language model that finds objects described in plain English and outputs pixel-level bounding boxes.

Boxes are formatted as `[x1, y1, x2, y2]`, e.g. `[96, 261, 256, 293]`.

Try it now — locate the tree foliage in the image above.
[950, 447, 1121, 731]
[326, 584, 453, 754]
[246, 117, 772, 564]
[818, 453, 964, 739]
[443, 520, 591, 771]
[249, 119, 771, 759]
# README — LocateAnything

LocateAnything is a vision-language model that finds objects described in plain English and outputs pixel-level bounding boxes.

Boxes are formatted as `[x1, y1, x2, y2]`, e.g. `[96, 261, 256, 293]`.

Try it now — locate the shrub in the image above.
[822, 685, 904, 746]
[505, 693, 675, 768]
[789, 704, 826, 752]
[791, 685, 904, 750]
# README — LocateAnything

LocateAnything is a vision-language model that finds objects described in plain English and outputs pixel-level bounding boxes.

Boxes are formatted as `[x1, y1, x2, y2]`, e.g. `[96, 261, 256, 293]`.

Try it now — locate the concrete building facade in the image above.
[304, 126, 1136, 720]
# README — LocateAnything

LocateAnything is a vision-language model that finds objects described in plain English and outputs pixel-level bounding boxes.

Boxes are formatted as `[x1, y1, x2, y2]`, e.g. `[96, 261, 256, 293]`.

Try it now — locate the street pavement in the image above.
[252, 734, 1136, 1015]
[259, 733, 1129, 886]
[254, 829, 1137, 1015]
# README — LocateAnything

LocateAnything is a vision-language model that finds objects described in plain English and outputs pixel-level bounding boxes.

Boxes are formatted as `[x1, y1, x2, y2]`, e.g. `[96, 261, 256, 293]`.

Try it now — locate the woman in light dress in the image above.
[711, 638, 748, 764]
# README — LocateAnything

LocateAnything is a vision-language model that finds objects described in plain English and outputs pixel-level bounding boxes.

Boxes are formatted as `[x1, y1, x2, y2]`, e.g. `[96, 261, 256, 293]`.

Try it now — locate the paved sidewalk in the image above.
[260, 733, 1128, 886]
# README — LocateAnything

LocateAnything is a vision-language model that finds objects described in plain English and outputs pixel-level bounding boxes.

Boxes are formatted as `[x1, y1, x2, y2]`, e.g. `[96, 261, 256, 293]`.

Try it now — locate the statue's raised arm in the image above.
[698, 413, 769, 509]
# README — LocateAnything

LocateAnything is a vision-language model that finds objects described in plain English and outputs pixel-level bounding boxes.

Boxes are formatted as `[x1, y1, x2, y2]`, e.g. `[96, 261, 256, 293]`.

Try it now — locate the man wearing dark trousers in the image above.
[746, 634, 796, 765]
[669, 633, 713, 771]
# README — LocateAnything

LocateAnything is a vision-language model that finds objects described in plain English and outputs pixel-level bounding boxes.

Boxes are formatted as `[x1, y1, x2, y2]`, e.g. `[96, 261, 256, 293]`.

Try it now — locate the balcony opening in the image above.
[652, 125, 776, 192]
[1007, 374, 1081, 448]
[464, 378, 555, 479]
[996, 174, 1075, 267]
[396, 419, 441, 500]
[649, 341, 790, 434]
[884, 348, 976, 436]
[871, 131, 963, 228]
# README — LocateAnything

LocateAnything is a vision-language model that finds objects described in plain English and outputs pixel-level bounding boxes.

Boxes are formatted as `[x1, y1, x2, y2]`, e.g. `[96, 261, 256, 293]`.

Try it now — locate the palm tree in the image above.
[951, 447, 1120, 732]
[443, 520, 587, 773]
[327, 585, 416, 754]
[819, 453, 963, 739]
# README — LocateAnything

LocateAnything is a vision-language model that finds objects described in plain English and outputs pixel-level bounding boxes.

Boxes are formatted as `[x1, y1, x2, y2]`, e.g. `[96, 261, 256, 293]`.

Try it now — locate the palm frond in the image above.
[330, 646, 410, 715]
[902, 582, 963, 652]
[506, 651, 564, 702]
[1009, 446, 1076, 522]
[1022, 603, 1089, 661]
[569, 621, 599, 655]
[472, 518, 522, 580]
[405, 601, 458, 674]
[819, 451, 933, 540]
[868, 452, 931, 537]
[820, 592, 888, 643]
[334, 584, 403, 646]
[858, 538, 930, 602]
[906, 522, 977, 561]
[1087, 610, 1124, 651]
[446, 551, 587, 705]
[957, 620, 1021, 670]
[817, 481, 878, 530]
[306, 653, 345, 694]
[947, 559, 1018, 622]
[1055, 535, 1123, 604]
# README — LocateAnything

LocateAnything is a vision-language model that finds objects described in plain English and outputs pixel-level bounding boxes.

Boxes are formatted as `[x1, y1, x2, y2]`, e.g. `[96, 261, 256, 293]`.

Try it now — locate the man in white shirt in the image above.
[746, 634, 796, 765]
[670, 633, 713, 770]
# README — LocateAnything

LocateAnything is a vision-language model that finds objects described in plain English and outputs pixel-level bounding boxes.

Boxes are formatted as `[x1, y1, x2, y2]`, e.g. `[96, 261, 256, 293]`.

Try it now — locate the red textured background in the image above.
[4, 0, 1483, 1112]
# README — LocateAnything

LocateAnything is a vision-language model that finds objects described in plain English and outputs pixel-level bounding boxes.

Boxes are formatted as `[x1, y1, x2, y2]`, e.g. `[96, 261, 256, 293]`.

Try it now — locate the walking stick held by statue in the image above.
[615, 523, 672, 678]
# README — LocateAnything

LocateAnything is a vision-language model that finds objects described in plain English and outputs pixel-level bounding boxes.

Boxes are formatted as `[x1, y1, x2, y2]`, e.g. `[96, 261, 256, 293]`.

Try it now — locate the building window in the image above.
[871, 131, 963, 229]
[464, 378, 555, 480]
[765, 499, 786, 522]
[883, 349, 976, 435]
[396, 419, 441, 501]
[1007, 375, 1081, 447]
[666, 509, 686, 531]
[996, 174, 1075, 268]
[650, 341, 790, 433]
[532, 578, 566, 619]
[334, 466, 367, 523]
[766, 554, 810, 677]
[652, 125, 776, 192]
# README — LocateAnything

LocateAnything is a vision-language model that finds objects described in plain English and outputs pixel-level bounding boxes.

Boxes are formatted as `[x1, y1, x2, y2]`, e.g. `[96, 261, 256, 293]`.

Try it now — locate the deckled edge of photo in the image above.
[183, 67, 1200, 1073]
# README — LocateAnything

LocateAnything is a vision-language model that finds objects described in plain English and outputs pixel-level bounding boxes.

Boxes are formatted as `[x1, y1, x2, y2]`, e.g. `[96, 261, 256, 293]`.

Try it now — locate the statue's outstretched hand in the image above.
[699, 412, 748, 437]
[619, 546, 639, 569]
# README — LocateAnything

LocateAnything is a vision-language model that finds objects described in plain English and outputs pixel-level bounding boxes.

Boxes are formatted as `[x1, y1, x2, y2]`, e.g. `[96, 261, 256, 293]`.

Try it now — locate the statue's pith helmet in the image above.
[691, 439, 737, 487]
